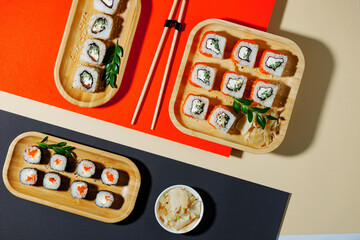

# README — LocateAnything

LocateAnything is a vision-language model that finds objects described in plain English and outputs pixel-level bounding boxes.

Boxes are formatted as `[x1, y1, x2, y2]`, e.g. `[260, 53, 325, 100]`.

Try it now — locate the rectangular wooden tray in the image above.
[54, 0, 141, 107]
[2, 132, 141, 223]
[169, 19, 305, 154]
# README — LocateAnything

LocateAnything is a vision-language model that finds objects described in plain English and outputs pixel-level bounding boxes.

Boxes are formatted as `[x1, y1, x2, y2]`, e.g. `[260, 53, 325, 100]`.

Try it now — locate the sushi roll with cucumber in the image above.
[101, 168, 119, 185]
[220, 71, 248, 99]
[208, 105, 236, 134]
[95, 191, 114, 208]
[182, 94, 209, 120]
[50, 153, 67, 172]
[70, 181, 88, 199]
[94, 0, 121, 15]
[43, 172, 61, 190]
[88, 13, 113, 40]
[76, 160, 96, 178]
[189, 63, 217, 91]
[80, 39, 106, 66]
[259, 49, 288, 77]
[231, 39, 258, 68]
[73, 66, 100, 93]
[199, 31, 227, 59]
[250, 79, 279, 107]
[23, 145, 42, 164]
[19, 168, 38, 186]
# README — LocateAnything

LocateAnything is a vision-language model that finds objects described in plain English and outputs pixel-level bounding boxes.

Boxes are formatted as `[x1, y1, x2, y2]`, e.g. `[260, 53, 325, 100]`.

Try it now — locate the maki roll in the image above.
[70, 181, 88, 199]
[182, 94, 209, 120]
[101, 168, 119, 185]
[88, 13, 113, 40]
[76, 160, 96, 178]
[80, 39, 106, 66]
[189, 63, 217, 91]
[73, 66, 100, 93]
[208, 105, 236, 134]
[24, 145, 41, 164]
[231, 39, 258, 68]
[43, 172, 61, 190]
[199, 31, 227, 59]
[19, 168, 38, 186]
[220, 71, 248, 99]
[50, 153, 67, 172]
[250, 79, 279, 107]
[259, 49, 288, 77]
[94, 0, 121, 15]
[95, 191, 114, 208]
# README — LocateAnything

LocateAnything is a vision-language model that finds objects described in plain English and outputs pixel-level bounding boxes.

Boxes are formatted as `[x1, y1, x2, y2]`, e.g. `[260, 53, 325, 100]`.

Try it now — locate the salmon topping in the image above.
[54, 158, 61, 165]
[49, 177, 56, 183]
[26, 175, 36, 183]
[28, 148, 38, 158]
[105, 196, 111, 201]
[105, 171, 114, 182]
[83, 165, 92, 172]
[77, 185, 87, 195]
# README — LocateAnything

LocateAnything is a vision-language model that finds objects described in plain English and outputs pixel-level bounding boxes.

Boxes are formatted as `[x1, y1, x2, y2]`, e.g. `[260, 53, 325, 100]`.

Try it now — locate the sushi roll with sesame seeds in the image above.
[208, 105, 236, 134]
[199, 31, 226, 59]
[50, 154, 67, 172]
[73, 66, 100, 93]
[250, 79, 279, 107]
[80, 39, 106, 66]
[23, 145, 42, 164]
[19, 168, 38, 186]
[76, 160, 96, 178]
[70, 181, 88, 199]
[43, 172, 61, 190]
[220, 71, 248, 99]
[189, 63, 217, 91]
[231, 39, 258, 68]
[101, 168, 119, 185]
[182, 94, 209, 120]
[95, 191, 114, 208]
[88, 13, 113, 40]
[94, 0, 121, 15]
[259, 49, 288, 77]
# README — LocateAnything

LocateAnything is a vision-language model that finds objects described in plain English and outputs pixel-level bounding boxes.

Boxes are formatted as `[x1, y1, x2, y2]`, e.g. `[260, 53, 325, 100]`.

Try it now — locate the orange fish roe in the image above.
[83, 165, 92, 172]
[27, 147, 38, 158]
[26, 175, 36, 183]
[49, 177, 56, 183]
[77, 185, 87, 195]
[105, 171, 114, 182]
[105, 196, 111, 201]
[54, 158, 61, 165]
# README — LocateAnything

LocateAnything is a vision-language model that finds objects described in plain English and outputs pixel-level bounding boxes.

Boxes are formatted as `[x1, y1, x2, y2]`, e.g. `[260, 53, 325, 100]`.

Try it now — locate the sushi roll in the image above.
[94, 0, 121, 15]
[76, 160, 96, 178]
[101, 168, 119, 185]
[182, 94, 209, 120]
[43, 172, 61, 190]
[19, 168, 38, 186]
[88, 13, 113, 40]
[199, 31, 227, 59]
[95, 191, 114, 208]
[208, 105, 236, 134]
[50, 153, 67, 172]
[220, 71, 248, 99]
[259, 49, 288, 77]
[231, 39, 258, 68]
[189, 62, 217, 91]
[80, 39, 106, 66]
[73, 66, 100, 93]
[250, 79, 279, 107]
[70, 181, 88, 199]
[23, 145, 41, 164]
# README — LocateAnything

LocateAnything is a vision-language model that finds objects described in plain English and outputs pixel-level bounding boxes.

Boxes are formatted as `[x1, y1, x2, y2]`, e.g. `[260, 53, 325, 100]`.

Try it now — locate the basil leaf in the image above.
[241, 104, 248, 114]
[233, 101, 239, 114]
[265, 115, 278, 120]
[250, 107, 270, 114]
[41, 136, 48, 143]
[247, 110, 253, 122]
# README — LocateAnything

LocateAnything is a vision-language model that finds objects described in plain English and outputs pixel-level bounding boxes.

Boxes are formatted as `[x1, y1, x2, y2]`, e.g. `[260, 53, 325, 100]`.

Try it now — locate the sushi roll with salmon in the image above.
[101, 168, 119, 185]
[250, 79, 279, 107]
[182, 94, 210, 120]
[220, 71, 248, 99]
[23, 145, 42, 164]
[231, 39, 258, 68]
[189, 63, 217, 91]
[95, 191, 114, 208]
[88, 13, 113, 40]
[80, 39, 106, 66]
[70, 181, 88, 199]
[208, 105, 236, 134]
[259, 49, 288, 77]
[76, 160, 96, 178]
[50, 154, 67, 172]
[19, 168, 38, 186]
[199, 31, 226, 59]
[94, 0, 121, 15]
[43, 172, 61, 190]
[73, 66, 100, 93]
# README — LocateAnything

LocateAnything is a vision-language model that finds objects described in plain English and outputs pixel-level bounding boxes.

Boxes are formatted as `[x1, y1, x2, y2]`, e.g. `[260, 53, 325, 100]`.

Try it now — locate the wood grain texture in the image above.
[2, 132, 141, 223]
[169, 19, 305, 154]
[54, 0, 141, 107]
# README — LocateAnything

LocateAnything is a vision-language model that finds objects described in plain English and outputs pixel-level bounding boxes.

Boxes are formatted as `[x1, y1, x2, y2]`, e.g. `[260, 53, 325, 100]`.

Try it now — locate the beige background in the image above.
[0, 0, 359, 235]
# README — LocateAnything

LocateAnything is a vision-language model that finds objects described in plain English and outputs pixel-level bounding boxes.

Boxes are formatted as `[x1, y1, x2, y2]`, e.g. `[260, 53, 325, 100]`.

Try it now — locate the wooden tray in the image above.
[169, 19, 305, 154]
[2, 132, 141, 223]
[54, 0, 141, 107]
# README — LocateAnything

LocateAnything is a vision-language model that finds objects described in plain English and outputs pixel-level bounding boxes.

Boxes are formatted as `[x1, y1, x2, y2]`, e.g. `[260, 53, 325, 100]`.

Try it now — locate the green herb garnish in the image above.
[103, 40, 123, 88]
[232, 98, 278, 130]
[37, 136, 75, 158]
[269, 60, 282, 70]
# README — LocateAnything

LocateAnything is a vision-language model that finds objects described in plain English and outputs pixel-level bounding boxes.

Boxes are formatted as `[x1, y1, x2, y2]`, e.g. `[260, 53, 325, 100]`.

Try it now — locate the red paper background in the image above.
[0, 0, 275, 156]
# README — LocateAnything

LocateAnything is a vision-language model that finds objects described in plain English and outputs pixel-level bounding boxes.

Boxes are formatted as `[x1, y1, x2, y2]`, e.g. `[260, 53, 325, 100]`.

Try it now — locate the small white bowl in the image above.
[154, 184, 204, 234]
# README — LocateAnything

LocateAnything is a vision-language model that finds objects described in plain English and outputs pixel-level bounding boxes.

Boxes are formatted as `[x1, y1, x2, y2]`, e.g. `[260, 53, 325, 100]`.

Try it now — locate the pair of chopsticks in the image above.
[131, 0, 186, 130]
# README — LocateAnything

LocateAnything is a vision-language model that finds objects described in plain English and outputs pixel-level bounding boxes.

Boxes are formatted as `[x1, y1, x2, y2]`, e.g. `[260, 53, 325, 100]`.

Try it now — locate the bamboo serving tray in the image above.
[169, 19, 305, 154]
[54, 0, 141, 107]
[2, 132, 141, 223]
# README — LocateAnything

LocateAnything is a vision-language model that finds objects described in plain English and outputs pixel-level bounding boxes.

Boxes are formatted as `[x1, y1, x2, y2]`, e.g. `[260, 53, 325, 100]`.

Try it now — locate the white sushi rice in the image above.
[73, 66, 100, 93]
[190, 63, 217, 91]
[94, 0, 121, 15]
[70, 181, 88, 199]
[80, 39, 106, 66]
[261, 51, 288, 77]
[101, 168, 119, 185]
[251, 81, 279, 107]
[220, 72, 248, 99]
[95, 191, 114, 208]
[76, 160, 96, 178]
[19, 168, 38, 185]
[183, 94, 209, 120]
[88, 13, 113, 40]
[208, 106, 236, 134]
[43, 172, 61, 190]
[232, 40, 258, 68]
[50, 154, 67, 172]
[23, 145, 41, 164]
[200, 32, 226, 59]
